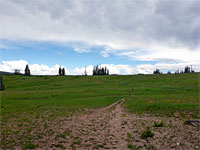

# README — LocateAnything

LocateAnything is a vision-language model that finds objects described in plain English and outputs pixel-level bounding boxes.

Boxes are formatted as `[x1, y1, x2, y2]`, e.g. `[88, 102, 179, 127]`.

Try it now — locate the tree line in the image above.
[14, 64, 110, 76]
[153, 66, 195, 74]
[93, 65, 109, 75]
[13, 64, 196, 76]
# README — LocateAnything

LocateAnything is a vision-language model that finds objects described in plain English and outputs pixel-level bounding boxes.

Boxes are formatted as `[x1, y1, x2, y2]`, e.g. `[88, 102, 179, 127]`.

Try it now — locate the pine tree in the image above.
[184, 66, 190, 73]
[59, 66, 62, 75]
[93, 65, 109, 75]
[153, 69, 160, 74]
[105, 67, 107, 75]
[0, 76, 5, 91]
[84, 67, 87, 76]
[25, 65, 31, 76]
[62, 68, 65, 75]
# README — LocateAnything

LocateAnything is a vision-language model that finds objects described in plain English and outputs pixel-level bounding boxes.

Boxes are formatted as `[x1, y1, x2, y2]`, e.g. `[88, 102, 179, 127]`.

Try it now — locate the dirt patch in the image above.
[36, 99, 200, 150]
[2, 99, 199, 149]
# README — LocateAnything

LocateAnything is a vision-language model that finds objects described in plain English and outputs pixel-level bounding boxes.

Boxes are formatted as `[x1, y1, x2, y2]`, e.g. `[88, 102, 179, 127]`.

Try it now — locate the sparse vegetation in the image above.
[52, 144, 66, 149]
[127, 132, 132, 141]
[141, 127, 154, 139]
[97, 144, 104, 148]
[128, 143, 133, 148]
[154, 121, 164, 127]
[127, 143, 138, 149]
[23, 141, 37, 149]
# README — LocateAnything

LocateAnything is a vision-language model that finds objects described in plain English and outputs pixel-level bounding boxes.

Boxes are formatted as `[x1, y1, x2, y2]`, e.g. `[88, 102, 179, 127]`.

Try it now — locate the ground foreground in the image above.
[0, 74, 199, 149]
[35, 99, 199, 150]
[2, 99, 199, 150]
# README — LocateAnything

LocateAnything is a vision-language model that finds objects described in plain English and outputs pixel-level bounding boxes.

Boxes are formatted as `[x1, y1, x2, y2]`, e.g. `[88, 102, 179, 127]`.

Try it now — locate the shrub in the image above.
[23, 141, 37, 149]
[127, 144, 133, 148]
[141, 127, 154, 139]
[154, 121, 164, 127]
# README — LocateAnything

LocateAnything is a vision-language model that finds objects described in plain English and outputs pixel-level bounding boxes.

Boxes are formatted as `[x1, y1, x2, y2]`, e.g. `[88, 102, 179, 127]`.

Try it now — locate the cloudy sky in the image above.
[0, 0, 199, 75]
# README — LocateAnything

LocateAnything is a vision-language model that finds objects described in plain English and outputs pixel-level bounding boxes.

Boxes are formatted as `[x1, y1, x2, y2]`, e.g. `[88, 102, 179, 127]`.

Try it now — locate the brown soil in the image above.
[4, 98, 199, 150]
[35, 99, 199, 150]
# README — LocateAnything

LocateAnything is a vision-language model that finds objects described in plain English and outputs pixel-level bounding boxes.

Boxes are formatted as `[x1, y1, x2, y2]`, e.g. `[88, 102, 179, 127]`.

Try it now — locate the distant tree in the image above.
[184, 66, 191, 73]
[14, 69, 21, 75]
[62, 68, 65, 75]
[0, 76, 5, 91]
[59, 66, 62, 75]
[175, 69, 179, 74]
[153, 69, 161, 74]
[167, 71, 171, 74]
[107, 69, 109, 75]
[93, 65, 109, 75]
[84, 67, 87, 76]
[24, 65, 31, 76]
[191, 65, 195, 73]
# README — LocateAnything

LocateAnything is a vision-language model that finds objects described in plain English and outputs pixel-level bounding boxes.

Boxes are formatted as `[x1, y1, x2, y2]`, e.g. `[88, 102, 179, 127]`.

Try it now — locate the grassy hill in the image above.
[0, 73, 199, 149]
[1, 73, 199, 119]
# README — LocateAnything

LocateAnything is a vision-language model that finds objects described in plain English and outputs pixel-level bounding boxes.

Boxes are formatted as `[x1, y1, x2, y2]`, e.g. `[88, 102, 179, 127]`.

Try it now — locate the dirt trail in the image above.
[37, 99, 133, 149]
[67, 98, 131, 149]
[36, 99, 199, 150]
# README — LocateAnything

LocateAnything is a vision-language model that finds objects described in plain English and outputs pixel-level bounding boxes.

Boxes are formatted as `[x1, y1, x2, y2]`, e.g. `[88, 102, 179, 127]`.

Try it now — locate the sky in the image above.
[0, 0, 199, 75]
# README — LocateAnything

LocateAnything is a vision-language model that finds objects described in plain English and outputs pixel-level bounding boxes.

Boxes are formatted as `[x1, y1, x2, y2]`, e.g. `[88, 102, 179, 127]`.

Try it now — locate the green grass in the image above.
[1, 73, 199, 118]
[0, 73, 199, 149]
[1, 75, 124, 119]
[124, 73, 199, 117]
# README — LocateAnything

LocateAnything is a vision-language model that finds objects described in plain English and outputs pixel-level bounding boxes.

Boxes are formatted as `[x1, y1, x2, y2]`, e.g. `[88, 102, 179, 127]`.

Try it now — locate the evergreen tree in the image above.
[107, 69, 109, 75]
[14, 69, 21, 75]
[84, 67, 87, 76]
[153, 69, 161, 74]
[59, 66, 62, 75]
[93, 68, 96, 75]
[93, 65, 109, 75]
[0, 76, 5, 91]
[167, 71, 171, 74]
[24, 65, 31, 76]
[62, 68, 65, 75]
[175, 69, 179, 74]
[184, 66, 191, 73]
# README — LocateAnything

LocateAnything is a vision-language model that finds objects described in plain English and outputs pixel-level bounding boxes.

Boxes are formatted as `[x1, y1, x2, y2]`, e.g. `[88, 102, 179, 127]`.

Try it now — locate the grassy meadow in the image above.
[0, 73, 199, 148]
[1, 73, 199, 118]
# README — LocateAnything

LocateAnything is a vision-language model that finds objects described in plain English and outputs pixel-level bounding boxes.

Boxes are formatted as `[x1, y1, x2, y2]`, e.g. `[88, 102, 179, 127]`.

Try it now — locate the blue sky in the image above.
[0, 40, 157, 69]
[0, 0, 199, 75]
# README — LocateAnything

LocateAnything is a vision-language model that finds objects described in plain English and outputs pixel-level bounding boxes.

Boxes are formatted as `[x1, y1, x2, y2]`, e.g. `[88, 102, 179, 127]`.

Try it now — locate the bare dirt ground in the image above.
[31, 98, 199, 150]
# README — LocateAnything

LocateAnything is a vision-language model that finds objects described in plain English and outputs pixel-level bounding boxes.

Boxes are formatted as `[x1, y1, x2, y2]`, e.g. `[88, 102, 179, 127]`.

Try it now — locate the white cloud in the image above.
[1, 0, 199, 63]
[29, 64, 69, 75]
[0, 60, 28, 73]
[72, 65, 94, 75]
[0, 60, 200, 75]
[74, 47, 90, 53]
[0, 43, 9, 49]
[0, 60, 68, 75]
[134, 63, 200, 74]
[73, 62, 200, 75]
[100, 48, 111, 57]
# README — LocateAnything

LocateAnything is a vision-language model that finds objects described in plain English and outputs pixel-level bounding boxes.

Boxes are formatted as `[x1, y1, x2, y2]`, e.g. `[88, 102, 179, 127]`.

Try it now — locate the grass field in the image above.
[1, 73, 199, 118]
[0, 73, 199, 149]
